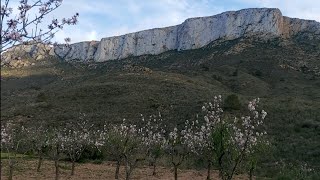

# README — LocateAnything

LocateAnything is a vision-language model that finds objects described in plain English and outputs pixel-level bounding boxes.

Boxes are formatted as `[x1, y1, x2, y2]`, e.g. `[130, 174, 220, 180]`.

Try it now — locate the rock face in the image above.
[94, 26, 178, 62]
[54, 41, 99, 62]
[2, 8, 320, 64]
[1, 43, 54, 67]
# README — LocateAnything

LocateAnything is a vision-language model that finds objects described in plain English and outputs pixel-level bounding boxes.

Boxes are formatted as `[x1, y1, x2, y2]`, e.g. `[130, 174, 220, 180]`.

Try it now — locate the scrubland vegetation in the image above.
[1, 37, 320, 179]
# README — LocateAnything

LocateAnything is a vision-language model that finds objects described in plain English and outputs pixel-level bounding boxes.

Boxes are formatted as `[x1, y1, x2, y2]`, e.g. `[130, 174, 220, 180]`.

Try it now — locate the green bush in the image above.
[224, 94, 241, 110]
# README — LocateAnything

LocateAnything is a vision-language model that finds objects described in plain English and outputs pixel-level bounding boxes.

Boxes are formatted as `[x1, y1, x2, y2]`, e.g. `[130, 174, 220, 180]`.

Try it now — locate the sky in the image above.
[7, 0, 320, 43]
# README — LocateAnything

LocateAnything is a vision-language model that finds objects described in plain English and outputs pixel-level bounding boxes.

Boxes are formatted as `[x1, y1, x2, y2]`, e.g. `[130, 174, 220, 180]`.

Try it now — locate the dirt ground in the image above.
[1, 159, 250, 180]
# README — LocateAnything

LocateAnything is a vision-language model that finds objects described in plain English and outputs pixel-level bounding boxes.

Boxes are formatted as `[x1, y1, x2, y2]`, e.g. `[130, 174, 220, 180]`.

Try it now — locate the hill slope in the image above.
[1, 36, 320, 177]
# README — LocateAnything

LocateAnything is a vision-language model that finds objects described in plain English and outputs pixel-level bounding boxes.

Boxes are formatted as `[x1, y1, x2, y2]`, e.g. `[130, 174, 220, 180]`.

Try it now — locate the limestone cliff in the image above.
[2, 8, 320, 65]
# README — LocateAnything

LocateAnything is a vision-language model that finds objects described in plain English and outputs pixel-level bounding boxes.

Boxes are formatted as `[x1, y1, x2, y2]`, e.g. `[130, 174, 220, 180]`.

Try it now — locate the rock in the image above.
[1, 42, 53, 67]
[1, 8, 319, 64]
[94, 26, 178, 62]
[53, 41, 99, 61]
[93, 8, 319, 62]
[123, 64, 153, 74]
[8, 59, 31, 68]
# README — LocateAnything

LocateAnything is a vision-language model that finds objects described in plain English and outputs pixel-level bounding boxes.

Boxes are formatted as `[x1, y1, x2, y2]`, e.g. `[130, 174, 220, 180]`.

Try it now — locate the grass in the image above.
[1, 36, 320, 178]
[0, 152, 28, 159]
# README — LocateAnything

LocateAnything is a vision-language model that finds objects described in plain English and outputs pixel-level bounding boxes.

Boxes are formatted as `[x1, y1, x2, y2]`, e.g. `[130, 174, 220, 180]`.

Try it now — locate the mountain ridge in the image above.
[2, 8, 320, 65]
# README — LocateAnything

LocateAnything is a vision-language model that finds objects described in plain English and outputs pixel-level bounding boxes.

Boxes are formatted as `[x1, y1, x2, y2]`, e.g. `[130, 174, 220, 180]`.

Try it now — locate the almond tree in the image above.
[95, 119, 145, 180]
[1, 122, 28, 180]
[0, 0, 79, 53]
[94, 123, 125, 179]
[165, 126, 191, 180]
[228, 98, 268, 180]
[182, 96, 269, 180]
[199, 97, 268, 180]
[183, 95, 224, 180]
[61, 120, 93, 175]
[140, 113, 166, 176]
[24, 123, 50, 172]
[47, 127, 64, 180]
[115, 119, 145, 180]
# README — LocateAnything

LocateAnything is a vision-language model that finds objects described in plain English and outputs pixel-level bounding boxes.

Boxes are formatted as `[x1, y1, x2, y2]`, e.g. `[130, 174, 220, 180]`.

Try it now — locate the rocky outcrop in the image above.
[2, 8, 320, 64]
[1, 41, 99, 67]
[54, 41, 99, 61]
[94, 26, 178, 62]
[1, 43, 54, 67]
[94, 8, 285, 61]
[280, 16, 320, 39]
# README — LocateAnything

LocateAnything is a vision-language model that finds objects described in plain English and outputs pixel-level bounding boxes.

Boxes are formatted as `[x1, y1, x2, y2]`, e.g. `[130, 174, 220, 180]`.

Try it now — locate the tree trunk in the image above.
[125, 164, 132, 180]
[125, 170, 131, 180]
[174, 165, 178, 180]
[8, 163, 13, 180]
[115, 160, 120, 179]
[55, 159, 59, 180]
[37, 154, 43, 172]
[218, 154, 225, 180]
[249, 166, 254, 180]
[152, 163, 156, 176]
[206, 161, 211, 180]
[71, 160, 75, 175]
[125, 162, 132, 180]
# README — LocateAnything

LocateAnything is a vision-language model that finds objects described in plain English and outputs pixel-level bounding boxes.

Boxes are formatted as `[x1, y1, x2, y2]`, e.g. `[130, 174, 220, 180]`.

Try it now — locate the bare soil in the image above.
[1, 159, 250, 180]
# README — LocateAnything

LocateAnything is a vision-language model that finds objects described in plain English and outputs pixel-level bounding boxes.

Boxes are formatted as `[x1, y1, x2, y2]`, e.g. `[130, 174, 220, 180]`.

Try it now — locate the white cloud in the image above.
[87, 31, 98, 41]
[54, 29, 99, 43]
[56, 0, 228, 42]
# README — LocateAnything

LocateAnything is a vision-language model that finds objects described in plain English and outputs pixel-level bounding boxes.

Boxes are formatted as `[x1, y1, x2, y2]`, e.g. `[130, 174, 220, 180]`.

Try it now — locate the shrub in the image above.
[224, 94, 241, 111]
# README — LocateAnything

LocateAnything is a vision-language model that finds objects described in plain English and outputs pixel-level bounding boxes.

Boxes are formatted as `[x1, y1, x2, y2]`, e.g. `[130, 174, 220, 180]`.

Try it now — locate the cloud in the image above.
[96, 0, 227, 36]
[5, 0, 230, 43]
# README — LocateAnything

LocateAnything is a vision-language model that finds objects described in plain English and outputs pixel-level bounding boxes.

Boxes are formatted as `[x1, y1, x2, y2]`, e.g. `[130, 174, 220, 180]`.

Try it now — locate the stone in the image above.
[93, 8, 319, 62]
[2, 8, 320, 64]
[53, 41, 99, 61]
[1, 42, 53, 66]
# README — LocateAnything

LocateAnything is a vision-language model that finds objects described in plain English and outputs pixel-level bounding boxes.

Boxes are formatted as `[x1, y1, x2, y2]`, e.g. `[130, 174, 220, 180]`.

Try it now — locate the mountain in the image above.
[1, 8, 320, 178]
[2, 8, 320, 65]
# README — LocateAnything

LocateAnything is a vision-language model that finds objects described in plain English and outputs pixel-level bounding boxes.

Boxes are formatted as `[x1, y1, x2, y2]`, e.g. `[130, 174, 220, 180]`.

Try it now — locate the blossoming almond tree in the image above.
[0, 0, 79, 53]
[1, 123, 28, 180]
[46, 127, 64, 180]
[181, 95, 268, 180]
[140, 113, 166, 175]
[202, 97, 268, 180]
[24, 123, 50, 172]
[94, 123, 123, 179]
[117, 120, 145, 180]
[229, 98, 268, 180]
[95, 119, 146, 180]
[165, 126, 191, 180]
[182, 95, 224, 180]
[61, 120, 93, 176]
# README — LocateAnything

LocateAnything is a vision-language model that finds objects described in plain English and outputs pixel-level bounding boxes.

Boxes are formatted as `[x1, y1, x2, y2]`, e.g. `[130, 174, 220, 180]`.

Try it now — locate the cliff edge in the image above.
[2, 8, 320, 65]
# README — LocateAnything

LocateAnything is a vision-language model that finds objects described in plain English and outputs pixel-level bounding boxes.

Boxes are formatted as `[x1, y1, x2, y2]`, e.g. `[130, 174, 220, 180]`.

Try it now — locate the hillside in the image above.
[1, 34, 320, 178]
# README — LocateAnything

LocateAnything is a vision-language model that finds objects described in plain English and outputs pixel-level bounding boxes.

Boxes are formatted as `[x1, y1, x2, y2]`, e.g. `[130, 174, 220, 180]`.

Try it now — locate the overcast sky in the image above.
[11, 0, 320, 43]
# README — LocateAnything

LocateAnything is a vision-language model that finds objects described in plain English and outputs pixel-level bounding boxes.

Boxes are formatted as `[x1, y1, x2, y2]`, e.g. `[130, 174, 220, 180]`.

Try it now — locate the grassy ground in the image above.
[1, 36, 320, 178]
[0, 159, 251, 180]
[0, 153, 28, 159]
